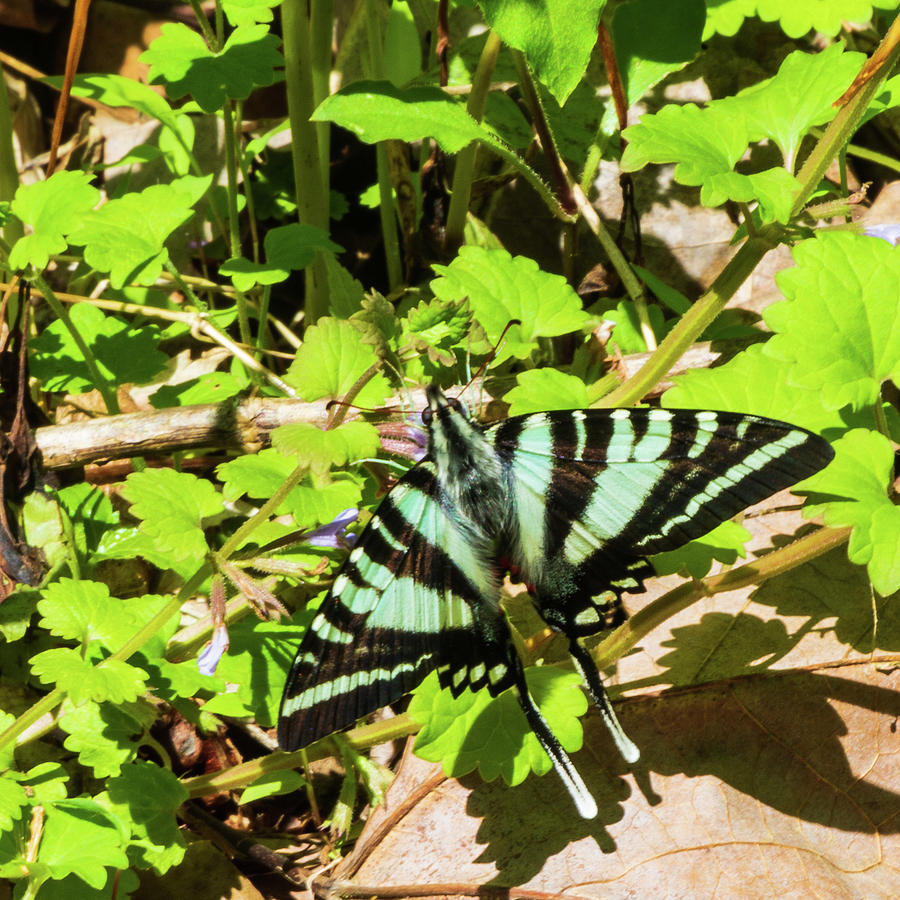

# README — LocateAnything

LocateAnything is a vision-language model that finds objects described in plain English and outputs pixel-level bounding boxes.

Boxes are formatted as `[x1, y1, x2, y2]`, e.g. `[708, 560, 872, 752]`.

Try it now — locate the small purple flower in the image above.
[303, 508, 359, 549]
[863, 223, 900, 246]
[198, 624, 230, 676]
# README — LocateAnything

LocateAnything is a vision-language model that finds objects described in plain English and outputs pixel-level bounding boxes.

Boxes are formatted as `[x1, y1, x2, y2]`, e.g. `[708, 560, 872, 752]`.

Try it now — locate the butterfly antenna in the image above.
[568, 640, 640, 764]
[458, 318, 523, 400]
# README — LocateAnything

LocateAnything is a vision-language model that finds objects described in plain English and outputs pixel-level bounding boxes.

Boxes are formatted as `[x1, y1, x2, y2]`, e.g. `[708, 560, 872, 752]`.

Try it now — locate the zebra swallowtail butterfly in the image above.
[278, 386, 833, 818]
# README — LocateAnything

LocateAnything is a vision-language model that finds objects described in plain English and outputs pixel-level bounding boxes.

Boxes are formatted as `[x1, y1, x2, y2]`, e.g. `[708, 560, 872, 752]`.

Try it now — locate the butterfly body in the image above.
[279, 386, 834, 818]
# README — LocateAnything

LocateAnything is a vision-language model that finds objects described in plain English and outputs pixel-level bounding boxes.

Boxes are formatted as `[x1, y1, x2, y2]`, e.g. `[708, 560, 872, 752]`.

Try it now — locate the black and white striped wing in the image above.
[491, 407, 834, 636]
[277, 463, 514, 752]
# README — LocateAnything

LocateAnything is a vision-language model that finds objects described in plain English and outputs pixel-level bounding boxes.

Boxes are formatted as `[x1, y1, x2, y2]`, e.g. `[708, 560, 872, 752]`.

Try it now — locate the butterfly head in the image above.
[421, 384, 504, 517]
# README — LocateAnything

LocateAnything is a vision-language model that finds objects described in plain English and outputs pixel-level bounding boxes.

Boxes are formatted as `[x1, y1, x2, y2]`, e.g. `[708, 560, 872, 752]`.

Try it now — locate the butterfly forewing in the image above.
[490, 407, 833, 636]
[278, 459, 512, 751]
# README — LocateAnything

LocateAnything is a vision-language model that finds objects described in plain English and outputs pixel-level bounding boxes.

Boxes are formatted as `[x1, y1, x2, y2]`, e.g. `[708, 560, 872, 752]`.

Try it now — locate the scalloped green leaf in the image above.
[799, 429, 900, 596]
[29, 303, 167, 393]
[220, 223, 342, 291]
[272, 420, 381, 474]
[409, 667, 587, 786]
[478, 0, 606, 103]
[141, 23, 283, 113]
[285, 316, 391, 406]
[312, 80, 494, 154]
[105, 761, 187, 873]
[47, 73, 183, 136]
[662, 343, 853, 436]
[726, 44, 862, 168]
[39, 798, 129, 889]
[67, 179, 209, 288]
[120, 468, 224, 564]
[202, 619, 305, 726]
[503, 369, 590, 416]
[8, 171, 100, 271]
[765, 233, 900, 412]
[58, 699, 146, 778]
[430, 247, 589, 361]
[0, 776, 27, 833]
[38, 579, 131, 651]
[651, 520, 752, 579]
[611, 0, 704, 107]
[222, 0, 283, 27]
[31, 650, 148, 705]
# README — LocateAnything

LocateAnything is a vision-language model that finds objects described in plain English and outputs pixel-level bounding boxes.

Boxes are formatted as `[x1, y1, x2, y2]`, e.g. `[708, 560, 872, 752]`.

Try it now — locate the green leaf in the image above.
[222, 0, 283, 27]
[202, 619, 305, 726]
[662, 343, 853, 436]
[150, 371, 247, 408]
[48, 73, 184, 137]
[220, 223, 342, 291]
[272, 420, 381, 473]
[726, 43, 862, 168]
[0, 776, 27, 832]
[8, 171, 99, 270]
[39, 798, 129, 888]
[239, 770, 306, 804]
[31, 650, 148, 704]
[285, 316, 391, 406]
[141, 23, 283, 113]
[0, 589, 38, 644]
[38, 579, 129, 650]
[651, 520, 752, 579]
[430, 247, 589, 361]
[478, 0, 606, 103]
[403, 298, 474, 365]
[323, 254, 365, 318]
[753, 0, 889, 40]
[218, 451, 362, 526]
[105, 762, 188, 873]
[765, 232, 900, 412]
[611, 0, 704, 107]
[605, 299, 667, 354]
[29, 303, 167, 393]
[67, 179, 208, 288]
[504, 369, 590, 416]
[120, 468, 224, 564]
[58, 700, 147, 777]
[410, 667, 587, 785]
[799, 429, 900, 596]
[312, 80, 492, 154]
[621, 47, 859, 217]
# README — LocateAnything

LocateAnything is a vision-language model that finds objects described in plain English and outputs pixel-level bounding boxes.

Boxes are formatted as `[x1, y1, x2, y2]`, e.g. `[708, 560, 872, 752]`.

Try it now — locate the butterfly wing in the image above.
[277, 463, 515, 752]
[491, 407, 834, 636]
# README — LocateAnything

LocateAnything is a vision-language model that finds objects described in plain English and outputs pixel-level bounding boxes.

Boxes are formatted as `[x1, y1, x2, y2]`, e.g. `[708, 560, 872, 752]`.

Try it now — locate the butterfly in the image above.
[279, 386, 834, 818]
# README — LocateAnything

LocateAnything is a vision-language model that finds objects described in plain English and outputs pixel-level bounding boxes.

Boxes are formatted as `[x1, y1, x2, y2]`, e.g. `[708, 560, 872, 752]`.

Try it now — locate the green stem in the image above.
[445, 30, 502, 247]
[364, 0, 402, 290]
[282, 0, 331, 323]
[0, 73, 23, 252]
[310, 0, 334, 192]
[596, 227, 779, 408]
[221, 101, 253, 348]
[593, 525, 850, 671]
[29, 271, 120, 415]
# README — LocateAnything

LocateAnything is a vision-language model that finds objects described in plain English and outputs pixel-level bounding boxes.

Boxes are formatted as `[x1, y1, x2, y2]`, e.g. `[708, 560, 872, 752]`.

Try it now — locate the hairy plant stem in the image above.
[445, 31, 502, 247]
[29, 270, 121, 415]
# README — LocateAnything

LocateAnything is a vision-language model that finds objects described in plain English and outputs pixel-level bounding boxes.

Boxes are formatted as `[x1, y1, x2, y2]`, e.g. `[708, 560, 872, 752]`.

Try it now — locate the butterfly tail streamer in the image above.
[509, 656, 599, 820]
[568, 639, 640, 765]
